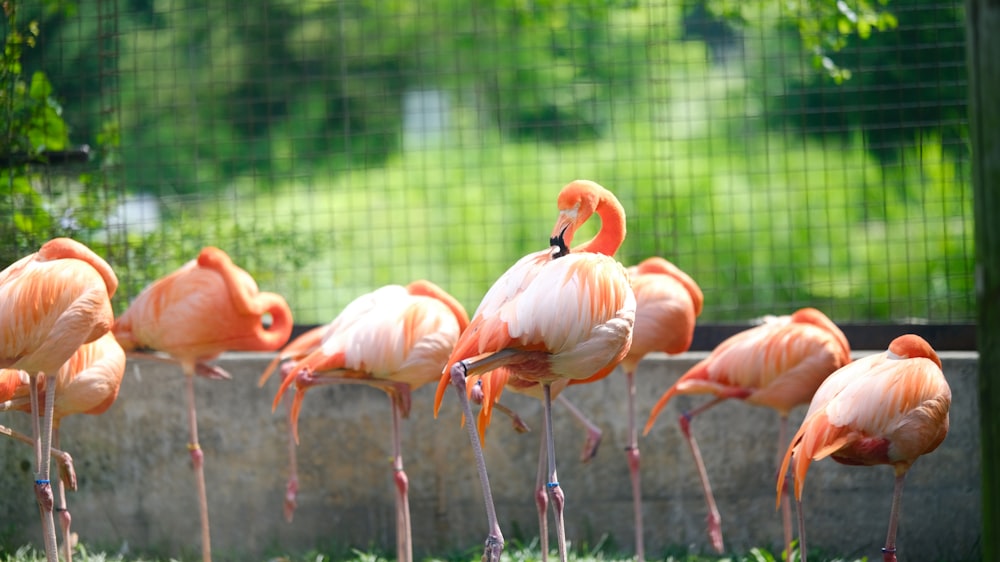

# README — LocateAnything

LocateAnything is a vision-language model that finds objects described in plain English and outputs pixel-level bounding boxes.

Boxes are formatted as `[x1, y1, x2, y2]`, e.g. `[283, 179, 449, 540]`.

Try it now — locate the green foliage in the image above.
[0, 0, 122, 268]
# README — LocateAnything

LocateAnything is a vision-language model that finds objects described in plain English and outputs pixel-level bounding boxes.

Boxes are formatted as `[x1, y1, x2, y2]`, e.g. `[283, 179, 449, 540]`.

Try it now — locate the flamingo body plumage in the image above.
[0, 237, 117, 562]
[643, 307, 851, 555]
[434, 180, 636, 562]
[113, 246, 292, 562]
[777, 334, 950, 562]
[603, 256, 703, 562]
[268, 280, 468, 562]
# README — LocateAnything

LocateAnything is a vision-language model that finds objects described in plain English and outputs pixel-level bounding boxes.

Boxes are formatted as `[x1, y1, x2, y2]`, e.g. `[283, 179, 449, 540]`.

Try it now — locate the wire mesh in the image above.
[4, 0, 973, 329]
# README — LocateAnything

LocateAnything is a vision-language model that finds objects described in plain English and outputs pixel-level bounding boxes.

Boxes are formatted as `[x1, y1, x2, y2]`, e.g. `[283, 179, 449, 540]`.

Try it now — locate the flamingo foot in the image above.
[482, 534, 504, 562]
[579, 427, 602, 463]
[56, 451, 77, 492]
[283, 476, 298, 523]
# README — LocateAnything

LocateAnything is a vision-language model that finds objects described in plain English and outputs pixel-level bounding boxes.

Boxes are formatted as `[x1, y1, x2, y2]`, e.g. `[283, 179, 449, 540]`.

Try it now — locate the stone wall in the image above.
[0, 352, 981, 561]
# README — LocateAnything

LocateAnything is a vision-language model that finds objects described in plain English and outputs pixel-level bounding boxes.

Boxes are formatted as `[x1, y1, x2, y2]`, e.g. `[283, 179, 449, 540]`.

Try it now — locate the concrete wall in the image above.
[0, 352, 981, 561]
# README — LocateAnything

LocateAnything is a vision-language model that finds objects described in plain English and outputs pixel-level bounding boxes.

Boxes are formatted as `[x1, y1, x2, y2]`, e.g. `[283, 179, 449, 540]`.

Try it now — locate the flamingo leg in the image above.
[555, 394, 602, 463]
[491, 401, 532, 434]
[623, 369, 644, 562]
[389, 393, 413, 562]
[29, 373, 58, 562]
[775, 415, 793, 561]
[53, 430, 74, 562]
[542, 384, 568, 562]
[792, 455, 807, 562]
[0, 424, 77, 491]
[182, 367, 212, 562]
[278, 365, 299, 523]
[448, 357, 510, 562]
[535, 431, 549, 562]
[677, 397, 726, 554]
[882, 472, 907, 562]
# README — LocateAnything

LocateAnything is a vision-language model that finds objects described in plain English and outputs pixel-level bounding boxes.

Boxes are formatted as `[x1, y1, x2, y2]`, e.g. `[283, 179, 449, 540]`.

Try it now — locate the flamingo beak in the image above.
[550, 221, 571, 258]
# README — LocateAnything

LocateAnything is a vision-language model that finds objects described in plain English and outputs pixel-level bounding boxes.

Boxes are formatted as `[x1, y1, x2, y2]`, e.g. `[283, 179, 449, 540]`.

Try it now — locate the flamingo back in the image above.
[778, 334, 951, 503]
[644, 308, 850, 434]
[114, 247, 293, 364]
[0, 238, 117, 375]
[619, 257, 703, 374]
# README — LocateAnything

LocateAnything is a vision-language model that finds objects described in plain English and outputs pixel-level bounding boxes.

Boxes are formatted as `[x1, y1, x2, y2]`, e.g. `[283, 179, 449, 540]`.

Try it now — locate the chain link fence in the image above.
[4, 0, 973, 340]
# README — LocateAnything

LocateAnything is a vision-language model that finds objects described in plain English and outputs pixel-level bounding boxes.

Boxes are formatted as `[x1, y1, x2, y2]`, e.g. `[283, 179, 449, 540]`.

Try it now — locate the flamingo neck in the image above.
[573, 195, 626, 256]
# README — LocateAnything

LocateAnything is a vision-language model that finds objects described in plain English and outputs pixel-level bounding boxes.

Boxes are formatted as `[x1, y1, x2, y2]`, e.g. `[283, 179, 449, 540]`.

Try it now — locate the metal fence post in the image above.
[968, 0, 1000, 559]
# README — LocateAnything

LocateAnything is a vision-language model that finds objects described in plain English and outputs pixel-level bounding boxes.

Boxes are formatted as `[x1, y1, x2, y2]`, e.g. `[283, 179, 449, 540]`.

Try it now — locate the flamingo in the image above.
[605, 256, 702, 562]
[0, 237, 117, 562]
[433, 179, 636, 562]
[776, 334, 951, 562]
[643, 307, 851, 557]
[496, 256, 702, 562]
[266, 280, 469, 562]
[112, 246, 293, 562]
[1, 332, 126, 562]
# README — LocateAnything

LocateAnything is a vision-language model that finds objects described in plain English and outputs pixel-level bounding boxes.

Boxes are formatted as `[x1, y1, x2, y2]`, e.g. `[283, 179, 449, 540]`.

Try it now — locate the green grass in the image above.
[0, 541, 865, 562]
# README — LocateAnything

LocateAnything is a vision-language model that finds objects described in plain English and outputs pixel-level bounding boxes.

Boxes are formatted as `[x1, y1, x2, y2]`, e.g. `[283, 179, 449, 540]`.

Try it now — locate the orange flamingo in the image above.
[1, 332, 126, 562]
[643, 307, 851, 557]
[113, 246, 293, 562]
[508, 256, 702, 562]
[267, 281, 469, 562]
[777, 334, 950, 562]
[433, 179, 636, 562]
[610, 256, 702, 562]
[0, 237, 117, 562]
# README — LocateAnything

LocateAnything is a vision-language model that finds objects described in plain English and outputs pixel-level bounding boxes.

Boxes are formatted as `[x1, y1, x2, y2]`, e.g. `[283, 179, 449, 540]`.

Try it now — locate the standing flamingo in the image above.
[266, 281, 469, 562]
[433, 179, 636, 562]
[609, 256, 702, 562]
[777, 334, 950, 562]
[0, 237, 117, 562]
[1, 331, 126, 562]
[497, 256, 702, 562]
[113, 246, 293, 562]
[643, 307, 851, 557]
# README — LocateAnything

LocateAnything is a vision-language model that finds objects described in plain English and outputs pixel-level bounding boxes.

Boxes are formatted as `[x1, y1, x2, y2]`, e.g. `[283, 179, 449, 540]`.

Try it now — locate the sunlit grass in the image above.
[0, 541, 868, 562]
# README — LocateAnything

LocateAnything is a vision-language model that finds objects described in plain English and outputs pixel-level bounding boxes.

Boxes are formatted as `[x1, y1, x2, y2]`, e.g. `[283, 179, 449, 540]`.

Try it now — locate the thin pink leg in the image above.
[31, 373, 58, 562]
[555, 394, 602, 463]
[792, 455, 807, 562]
[677, 398, 726, 554]
[279, 365, 299, 523]
[882, 473, 907, 562]
[775, 415, 792, 560]
[624, 370, 644, 562]
[182, 367, 212, 562]
[535, 432, 549, 562]
[449, 360, 504, 562]
[53, 430, 73, 562]
[389, 394, 413, 562]
[542, 385, 567, 562]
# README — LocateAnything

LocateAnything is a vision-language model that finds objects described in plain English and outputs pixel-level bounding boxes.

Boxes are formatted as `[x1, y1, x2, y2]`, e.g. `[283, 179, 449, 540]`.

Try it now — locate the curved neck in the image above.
[407, 281, 470, 331]
[573, 196, 626, 256]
